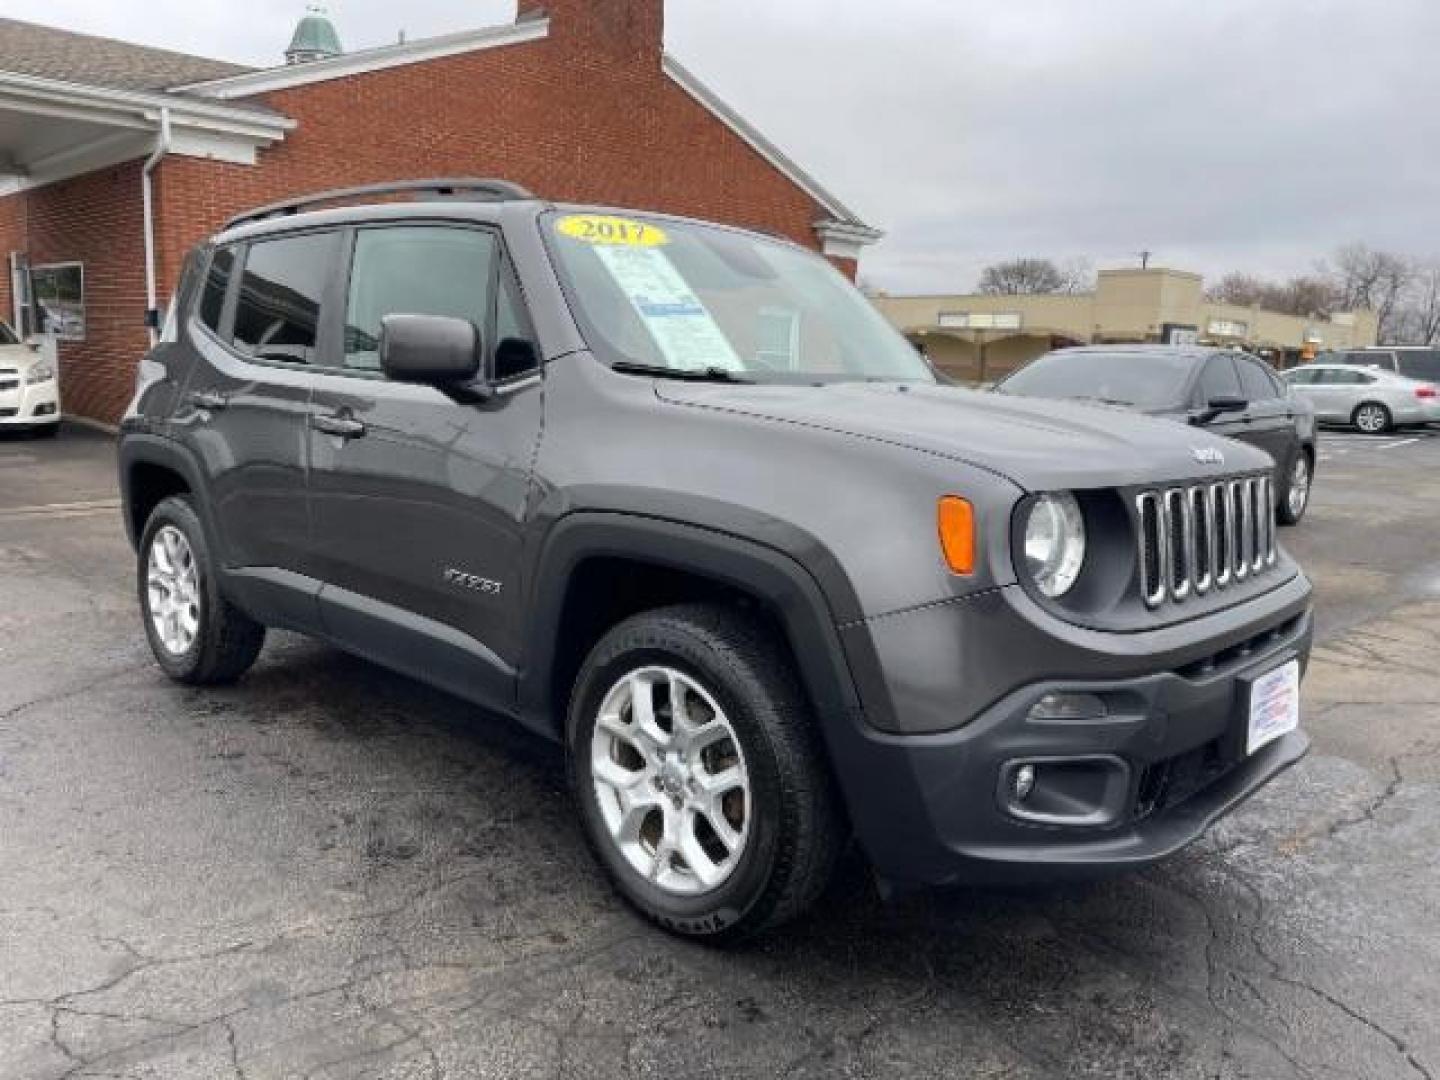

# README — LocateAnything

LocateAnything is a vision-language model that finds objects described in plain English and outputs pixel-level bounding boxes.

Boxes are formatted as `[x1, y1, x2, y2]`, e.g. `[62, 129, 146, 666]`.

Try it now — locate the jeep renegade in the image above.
[119, 179, 1312, 941]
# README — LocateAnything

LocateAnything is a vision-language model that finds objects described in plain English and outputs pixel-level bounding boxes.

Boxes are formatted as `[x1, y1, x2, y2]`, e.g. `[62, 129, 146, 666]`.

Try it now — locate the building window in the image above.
[1206, 318, 1249, 338]
[938, 311, 1022, 331]
[30, 263, 85, 341]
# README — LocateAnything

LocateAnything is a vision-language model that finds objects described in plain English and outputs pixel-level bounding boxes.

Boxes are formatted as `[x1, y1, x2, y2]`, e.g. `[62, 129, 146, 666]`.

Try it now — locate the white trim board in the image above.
[177, 19, 550, 100]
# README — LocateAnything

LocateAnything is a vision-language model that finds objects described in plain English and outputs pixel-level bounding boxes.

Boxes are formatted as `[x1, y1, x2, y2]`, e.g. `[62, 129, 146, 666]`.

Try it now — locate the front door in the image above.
[1234, 355, 1298, 472]
[306, 223, 543, 711]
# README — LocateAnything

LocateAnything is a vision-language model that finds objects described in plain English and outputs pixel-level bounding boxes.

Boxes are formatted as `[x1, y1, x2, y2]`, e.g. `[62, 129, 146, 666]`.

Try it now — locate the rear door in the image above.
[306, 222, 544, 711]
[175, 232, 340, 604]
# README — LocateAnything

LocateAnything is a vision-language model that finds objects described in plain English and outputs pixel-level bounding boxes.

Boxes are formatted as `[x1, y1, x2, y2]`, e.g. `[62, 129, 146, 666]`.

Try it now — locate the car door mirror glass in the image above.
[380, 313, 483, 386]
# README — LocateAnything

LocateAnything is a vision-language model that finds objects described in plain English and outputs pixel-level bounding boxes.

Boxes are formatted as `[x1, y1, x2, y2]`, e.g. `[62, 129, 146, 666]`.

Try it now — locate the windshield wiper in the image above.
[609, 361, 753, 384]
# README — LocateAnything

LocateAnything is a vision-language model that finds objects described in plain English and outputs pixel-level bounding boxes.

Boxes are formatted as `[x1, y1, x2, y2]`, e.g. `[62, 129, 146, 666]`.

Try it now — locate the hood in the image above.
[0, 342, 41, 370]
[656, 381, 1272, 491]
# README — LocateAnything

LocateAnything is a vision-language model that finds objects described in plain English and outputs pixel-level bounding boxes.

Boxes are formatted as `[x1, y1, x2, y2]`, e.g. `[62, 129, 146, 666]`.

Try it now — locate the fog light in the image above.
[1012, 764, 1036, 802]
[1028, 692, 1107, 722]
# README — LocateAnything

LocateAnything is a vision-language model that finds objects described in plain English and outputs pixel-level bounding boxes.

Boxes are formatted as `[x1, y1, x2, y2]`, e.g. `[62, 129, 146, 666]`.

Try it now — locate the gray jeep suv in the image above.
[119, 179, 1312, 941]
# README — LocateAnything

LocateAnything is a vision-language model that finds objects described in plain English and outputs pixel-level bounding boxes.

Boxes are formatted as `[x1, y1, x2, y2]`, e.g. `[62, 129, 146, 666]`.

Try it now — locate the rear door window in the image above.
[231, 231, 341, 365]
[1285, 368, 1319, 386]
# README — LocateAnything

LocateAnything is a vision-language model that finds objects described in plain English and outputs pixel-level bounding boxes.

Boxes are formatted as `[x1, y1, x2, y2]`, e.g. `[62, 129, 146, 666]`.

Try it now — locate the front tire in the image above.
[138, 495, 265, 685]
[567, 604, 845, 942]
[1276, 450, 1312, 526]
[1353, 401, 1392, 434]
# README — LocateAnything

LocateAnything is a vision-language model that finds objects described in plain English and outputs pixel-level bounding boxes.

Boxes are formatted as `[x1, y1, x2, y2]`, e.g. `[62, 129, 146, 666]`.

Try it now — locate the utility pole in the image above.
[1138, 250, 1153, 269]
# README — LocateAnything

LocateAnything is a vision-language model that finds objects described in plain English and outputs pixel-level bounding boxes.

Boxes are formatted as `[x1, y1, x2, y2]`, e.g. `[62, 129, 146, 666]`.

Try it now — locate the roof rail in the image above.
[222, 178, 535, 231]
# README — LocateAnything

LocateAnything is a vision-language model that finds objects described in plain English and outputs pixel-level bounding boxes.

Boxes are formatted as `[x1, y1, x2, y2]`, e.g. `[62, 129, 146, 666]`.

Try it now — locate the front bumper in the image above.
[0, 374, 61, 427]
[825, 574, 1313, 886]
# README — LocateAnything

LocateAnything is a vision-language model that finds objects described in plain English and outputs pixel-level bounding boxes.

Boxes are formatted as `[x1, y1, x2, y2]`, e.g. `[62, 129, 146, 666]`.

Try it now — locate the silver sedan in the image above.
[1281, 363, 1440, 434]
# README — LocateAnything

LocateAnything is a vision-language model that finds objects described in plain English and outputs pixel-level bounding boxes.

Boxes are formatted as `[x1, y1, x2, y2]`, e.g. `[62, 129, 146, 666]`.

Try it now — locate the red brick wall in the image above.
[0, 164, 151, 423]
[2, 4, 854, 422]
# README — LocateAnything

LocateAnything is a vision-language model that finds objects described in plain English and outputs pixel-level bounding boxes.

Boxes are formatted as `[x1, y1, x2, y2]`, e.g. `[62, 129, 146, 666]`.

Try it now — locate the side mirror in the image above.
[380, 313, 482, 386]
[1192, 394, 1247, 425]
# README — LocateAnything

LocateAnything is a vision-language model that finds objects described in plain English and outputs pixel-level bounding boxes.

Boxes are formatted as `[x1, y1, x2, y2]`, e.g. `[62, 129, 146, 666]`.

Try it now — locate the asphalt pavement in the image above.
[1, 422, 1437, 1079]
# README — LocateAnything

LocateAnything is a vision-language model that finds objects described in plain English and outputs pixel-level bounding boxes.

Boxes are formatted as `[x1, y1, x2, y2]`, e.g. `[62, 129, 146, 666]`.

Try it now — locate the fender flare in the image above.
[116, 434, 215, 553]
[517, 511, 895, 738]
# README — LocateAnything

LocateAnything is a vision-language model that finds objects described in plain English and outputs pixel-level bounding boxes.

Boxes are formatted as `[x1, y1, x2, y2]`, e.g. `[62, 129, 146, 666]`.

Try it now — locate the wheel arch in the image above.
[118, 435, 212, 553]
[518, 512, 890, 742]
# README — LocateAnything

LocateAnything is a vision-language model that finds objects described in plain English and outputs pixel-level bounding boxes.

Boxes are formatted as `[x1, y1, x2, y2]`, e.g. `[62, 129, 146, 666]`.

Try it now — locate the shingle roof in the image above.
[0, 17, 254, 93]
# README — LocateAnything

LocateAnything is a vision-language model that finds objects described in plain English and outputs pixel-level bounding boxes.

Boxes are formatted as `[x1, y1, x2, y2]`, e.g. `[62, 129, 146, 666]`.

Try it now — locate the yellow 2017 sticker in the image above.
[556, 214, 668, 248]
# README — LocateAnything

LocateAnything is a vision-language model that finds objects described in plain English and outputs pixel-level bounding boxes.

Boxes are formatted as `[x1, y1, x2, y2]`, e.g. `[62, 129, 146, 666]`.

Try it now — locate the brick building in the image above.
[0, 1, 879, 425]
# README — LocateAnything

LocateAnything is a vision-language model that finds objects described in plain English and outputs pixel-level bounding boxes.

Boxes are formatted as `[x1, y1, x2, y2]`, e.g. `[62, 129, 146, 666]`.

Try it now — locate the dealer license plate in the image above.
[1247, 659, 1300, 756]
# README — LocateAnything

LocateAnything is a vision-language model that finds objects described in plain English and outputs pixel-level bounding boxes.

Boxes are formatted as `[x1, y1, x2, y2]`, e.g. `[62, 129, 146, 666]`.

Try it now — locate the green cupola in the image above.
[285, 6, 343, 65]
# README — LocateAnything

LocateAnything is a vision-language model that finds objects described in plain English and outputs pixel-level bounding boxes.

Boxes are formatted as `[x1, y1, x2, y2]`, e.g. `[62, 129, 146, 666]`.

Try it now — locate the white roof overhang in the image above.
[0, 71, 293, 193]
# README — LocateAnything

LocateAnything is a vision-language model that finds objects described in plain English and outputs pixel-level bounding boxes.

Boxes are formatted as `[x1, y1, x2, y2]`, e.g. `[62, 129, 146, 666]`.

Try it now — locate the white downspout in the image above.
[141, 107, 172, 346]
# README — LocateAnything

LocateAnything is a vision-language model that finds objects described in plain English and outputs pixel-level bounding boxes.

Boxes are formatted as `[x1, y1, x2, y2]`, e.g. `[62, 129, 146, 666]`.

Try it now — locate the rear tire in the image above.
[567, 604, 845, 943]
[138, 495, 265, 685]
[1353, 401, 1392, 434]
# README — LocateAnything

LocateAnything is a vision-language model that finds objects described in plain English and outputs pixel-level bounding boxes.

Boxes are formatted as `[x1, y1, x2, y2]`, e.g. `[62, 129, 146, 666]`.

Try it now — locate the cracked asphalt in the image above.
[2, 424, 1438, 1079]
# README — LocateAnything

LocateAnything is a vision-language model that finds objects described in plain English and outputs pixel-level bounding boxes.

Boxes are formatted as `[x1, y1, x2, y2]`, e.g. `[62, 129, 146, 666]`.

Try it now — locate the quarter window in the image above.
[232, 233, 339, 365]
[344, 226, 497, 373]
[199, 248, 234, 333]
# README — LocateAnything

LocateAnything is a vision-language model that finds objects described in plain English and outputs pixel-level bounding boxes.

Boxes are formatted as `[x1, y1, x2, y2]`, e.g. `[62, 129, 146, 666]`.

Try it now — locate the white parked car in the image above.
[0, 321, 61, 437]
[1282, 362, 1440, 434]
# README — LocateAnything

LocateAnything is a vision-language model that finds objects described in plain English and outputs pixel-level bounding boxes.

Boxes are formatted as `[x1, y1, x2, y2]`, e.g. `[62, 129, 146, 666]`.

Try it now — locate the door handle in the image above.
[310, 411, 367, 439]
[189, 390, 229, 412]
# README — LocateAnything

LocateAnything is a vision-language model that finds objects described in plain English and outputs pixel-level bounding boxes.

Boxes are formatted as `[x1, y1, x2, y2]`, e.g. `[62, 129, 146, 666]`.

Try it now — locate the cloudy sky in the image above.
[9, 0, 1439, 294]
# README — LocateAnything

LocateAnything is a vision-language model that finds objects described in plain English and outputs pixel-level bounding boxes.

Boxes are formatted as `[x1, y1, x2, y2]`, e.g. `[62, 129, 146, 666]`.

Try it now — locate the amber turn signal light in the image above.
[938, 496, 976, 575]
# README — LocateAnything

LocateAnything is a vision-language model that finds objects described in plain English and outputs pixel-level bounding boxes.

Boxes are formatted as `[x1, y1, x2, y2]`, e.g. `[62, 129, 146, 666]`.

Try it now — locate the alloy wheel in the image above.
[1288, 457, 1310, 517]
[146, 525, 201, 656]
[589, 666, 750, 896]
[1356, 404, 1388, 433]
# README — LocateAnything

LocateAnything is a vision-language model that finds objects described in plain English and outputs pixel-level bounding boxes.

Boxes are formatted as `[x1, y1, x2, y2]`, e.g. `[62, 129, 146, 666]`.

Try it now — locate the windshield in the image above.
[996, 350, 1194, 410]
[0, 321, 17, 346]
[544, 211, 933, 383]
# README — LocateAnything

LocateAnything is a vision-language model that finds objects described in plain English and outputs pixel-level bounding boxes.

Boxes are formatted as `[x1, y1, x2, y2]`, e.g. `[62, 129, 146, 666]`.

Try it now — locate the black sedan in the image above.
[995, 345, 1316, 524]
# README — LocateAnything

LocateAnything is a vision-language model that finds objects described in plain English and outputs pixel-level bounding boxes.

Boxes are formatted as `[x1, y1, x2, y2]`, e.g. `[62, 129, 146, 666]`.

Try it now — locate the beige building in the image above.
[873, 268, 1379, 384]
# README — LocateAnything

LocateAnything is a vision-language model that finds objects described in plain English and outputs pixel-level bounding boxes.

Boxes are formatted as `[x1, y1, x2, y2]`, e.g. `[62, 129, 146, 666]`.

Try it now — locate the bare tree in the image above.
[1205, 273, 1269, 307]
[1056, 256, 1095, 294]
[1393, 259, 1440, 345]
[1205, 272, 1337, 318]
[1324, 244, 1413, 342]
[977, 258, 1068, 295]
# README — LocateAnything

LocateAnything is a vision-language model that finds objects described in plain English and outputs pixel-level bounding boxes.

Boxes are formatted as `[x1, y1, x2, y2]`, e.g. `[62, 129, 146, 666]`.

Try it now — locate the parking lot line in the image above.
[0, 498, 121, 520]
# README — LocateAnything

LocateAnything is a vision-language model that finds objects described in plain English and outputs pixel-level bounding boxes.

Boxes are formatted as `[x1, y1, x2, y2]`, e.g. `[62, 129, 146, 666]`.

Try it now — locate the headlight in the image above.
[27, 360, 55, 384]
[1022, 492, 1086, 598]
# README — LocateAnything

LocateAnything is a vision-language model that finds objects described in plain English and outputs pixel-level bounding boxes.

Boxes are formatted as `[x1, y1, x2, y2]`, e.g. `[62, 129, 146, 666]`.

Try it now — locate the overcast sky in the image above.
[9, 0, 1439, 294]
